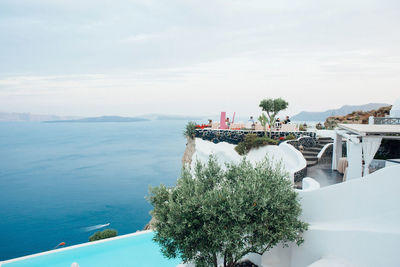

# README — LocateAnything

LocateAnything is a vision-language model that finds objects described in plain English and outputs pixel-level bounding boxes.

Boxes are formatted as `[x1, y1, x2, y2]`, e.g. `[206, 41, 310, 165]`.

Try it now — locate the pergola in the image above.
[332, 124, 400, 180]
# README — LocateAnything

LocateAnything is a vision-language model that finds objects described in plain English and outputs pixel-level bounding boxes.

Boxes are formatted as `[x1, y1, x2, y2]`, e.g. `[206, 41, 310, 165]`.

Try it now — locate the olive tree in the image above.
[259, 98, 289, 137]
[148, 156, 307, 267]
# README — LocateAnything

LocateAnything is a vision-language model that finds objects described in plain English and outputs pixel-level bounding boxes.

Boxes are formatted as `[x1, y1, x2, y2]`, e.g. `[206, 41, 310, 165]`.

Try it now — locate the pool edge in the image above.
[0, 230, 153, 266]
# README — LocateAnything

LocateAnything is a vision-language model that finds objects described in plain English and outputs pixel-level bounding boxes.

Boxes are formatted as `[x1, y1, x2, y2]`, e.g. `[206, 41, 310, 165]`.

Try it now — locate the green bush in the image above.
[315, 123, 324, 130]
[89, 229, 118, 242]
[183, 121, 197, 139]
[285, 134, 296, 140]
[299, 124, 307, 131]
[148, 156, 308, 267]
[234, 134, 278, 155]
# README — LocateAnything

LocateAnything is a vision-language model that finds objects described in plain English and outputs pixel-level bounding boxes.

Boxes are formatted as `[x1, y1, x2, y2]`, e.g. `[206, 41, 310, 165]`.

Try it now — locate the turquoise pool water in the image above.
[1, 231, 181, 267]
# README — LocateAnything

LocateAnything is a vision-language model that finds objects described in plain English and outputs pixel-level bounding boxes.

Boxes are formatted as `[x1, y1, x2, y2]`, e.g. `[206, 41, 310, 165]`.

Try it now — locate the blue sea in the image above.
[0, 120, 188, 261]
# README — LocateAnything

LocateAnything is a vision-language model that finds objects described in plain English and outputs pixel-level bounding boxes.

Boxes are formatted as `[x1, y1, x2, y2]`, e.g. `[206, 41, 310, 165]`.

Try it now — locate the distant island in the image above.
[0, 112, 206, 122]
[291, 103, 389, 122]
[141, 114, 206, 121]
[0, 112, 81, 122]
[45, 116, 149, 123]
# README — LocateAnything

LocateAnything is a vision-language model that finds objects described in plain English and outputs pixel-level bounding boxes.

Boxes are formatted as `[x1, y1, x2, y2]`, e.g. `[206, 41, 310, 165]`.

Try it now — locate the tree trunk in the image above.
[213, 253, 218, 267]
[224, 252, 227, 267]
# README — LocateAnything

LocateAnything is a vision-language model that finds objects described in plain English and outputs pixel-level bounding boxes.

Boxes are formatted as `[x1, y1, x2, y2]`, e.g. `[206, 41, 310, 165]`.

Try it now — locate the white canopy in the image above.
[332, 124, 400, 180]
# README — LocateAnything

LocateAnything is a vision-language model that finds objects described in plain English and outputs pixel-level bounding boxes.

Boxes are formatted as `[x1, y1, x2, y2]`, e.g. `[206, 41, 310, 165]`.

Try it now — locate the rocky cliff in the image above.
[324, 105, 392, 129]
[182, 137, 196, 166]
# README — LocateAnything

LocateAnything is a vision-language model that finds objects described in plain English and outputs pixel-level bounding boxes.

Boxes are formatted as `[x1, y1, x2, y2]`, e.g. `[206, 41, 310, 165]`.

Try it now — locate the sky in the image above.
[0, 0, 399, 117]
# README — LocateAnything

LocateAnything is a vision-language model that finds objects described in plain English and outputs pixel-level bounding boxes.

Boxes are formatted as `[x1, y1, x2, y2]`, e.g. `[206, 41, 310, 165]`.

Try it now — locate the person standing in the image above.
[249, 116, 255, 129]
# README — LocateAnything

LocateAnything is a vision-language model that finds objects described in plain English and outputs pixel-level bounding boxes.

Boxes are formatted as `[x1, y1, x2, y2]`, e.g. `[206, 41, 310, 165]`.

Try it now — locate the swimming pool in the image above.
[0, 231, 181, 267]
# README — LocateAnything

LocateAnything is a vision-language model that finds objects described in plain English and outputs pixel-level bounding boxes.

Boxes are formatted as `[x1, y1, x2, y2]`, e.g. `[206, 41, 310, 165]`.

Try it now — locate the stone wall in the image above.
[294, 167, 307, 183]
[195, 129, 316, 145]
[318, 143, 333, 164]
[286, 136, 316, 150]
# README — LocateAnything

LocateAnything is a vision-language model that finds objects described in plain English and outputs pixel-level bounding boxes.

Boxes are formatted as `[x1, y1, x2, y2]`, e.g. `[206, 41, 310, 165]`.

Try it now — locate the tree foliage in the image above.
[259, 98, 289, 136]
[234, 133, 278, 155]
[184, 121, 197, 139]
[258, 113, 268, 135]
[148, 156, 308, 267]
[89, 229, 118, 242]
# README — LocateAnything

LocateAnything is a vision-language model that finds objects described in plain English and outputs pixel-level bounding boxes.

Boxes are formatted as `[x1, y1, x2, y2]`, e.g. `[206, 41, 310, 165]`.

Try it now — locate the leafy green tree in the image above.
[148, 156, 307, 267]
[258, 113, 268, 135]
[89, 229, 118, 242]
[259, 98, 289, 137]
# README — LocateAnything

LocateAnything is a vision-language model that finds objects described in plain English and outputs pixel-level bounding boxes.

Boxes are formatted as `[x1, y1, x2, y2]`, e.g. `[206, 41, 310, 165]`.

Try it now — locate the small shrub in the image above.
[315, 123, 324, 130]
[285, 134, 296, 140]
[299, 124, 307, 131]
[183, 121, 197, 139]
[234, 142, 247, 155]
[235, 134, 278, 155]
[89, 229, 117, 242]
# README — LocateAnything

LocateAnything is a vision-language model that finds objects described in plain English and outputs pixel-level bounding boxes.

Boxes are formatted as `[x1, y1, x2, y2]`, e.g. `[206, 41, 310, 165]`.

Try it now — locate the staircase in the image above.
[301, 137, 333, 167]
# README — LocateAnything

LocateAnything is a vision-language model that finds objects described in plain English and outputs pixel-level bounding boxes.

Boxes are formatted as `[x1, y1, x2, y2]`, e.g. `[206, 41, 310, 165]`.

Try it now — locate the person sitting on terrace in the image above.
[226, 117, 231, 128]
[275, 118, 282, 130]
[207, 119, 212, 127]
[284, 116, 291, 124]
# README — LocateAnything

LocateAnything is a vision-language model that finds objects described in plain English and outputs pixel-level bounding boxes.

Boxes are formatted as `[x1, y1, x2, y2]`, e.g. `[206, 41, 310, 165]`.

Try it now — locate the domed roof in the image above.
[390, 97, 400, 117]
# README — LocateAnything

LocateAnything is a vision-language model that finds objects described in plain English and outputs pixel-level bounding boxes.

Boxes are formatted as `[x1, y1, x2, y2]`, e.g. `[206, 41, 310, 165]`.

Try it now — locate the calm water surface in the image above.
[0, 121, 187, 261]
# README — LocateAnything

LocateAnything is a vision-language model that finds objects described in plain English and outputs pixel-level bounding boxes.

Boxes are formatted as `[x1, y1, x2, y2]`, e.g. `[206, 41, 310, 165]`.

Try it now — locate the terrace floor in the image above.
[305, 163, 343, 187]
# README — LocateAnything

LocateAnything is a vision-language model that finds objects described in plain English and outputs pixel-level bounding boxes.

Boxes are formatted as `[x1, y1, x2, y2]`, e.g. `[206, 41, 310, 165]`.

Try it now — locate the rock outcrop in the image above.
[144, 216, 157, 230]
[182, 137, 196, 166]
[324, 105, 392, 129]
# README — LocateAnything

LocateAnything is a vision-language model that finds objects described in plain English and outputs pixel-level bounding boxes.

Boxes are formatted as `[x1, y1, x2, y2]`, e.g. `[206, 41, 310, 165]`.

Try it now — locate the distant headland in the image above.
[291, 103, 389, 121]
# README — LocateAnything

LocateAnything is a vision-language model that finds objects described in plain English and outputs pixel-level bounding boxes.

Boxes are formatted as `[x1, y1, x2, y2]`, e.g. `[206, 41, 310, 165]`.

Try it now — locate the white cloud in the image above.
[120, 33, 162, 44]
[0, 0, 399, 116]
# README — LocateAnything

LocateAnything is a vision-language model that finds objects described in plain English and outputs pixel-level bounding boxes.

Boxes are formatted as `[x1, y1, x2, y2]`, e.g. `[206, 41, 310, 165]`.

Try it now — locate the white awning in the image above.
[338, 124, 400, 138]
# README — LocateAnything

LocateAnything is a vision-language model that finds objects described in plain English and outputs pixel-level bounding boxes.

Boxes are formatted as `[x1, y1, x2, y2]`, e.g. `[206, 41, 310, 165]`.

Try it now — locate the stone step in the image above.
[304, 147, 322, 152]
[304, 155, 318, 161]
[307, 160, 318, 167]
[318, 137, 333, 140]
[318, 141, 333, 146]
[302, 151, 319, 156]
[318, 138, 333, 143]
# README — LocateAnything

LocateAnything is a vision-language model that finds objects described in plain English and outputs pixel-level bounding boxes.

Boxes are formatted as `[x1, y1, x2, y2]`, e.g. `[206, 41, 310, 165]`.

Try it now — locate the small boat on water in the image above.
[83, 223, 110, 232]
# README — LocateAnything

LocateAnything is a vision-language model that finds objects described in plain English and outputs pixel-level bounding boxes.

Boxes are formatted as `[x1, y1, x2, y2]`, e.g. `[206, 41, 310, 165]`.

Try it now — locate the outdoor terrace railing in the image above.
[195, 128, 316, 145]
[374, 117, 400, 125]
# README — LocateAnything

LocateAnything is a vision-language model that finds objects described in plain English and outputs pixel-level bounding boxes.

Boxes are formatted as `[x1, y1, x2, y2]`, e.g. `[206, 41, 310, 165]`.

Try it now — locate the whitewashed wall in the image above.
[261, 165, 400, 267]
[191, 138, 306, 183]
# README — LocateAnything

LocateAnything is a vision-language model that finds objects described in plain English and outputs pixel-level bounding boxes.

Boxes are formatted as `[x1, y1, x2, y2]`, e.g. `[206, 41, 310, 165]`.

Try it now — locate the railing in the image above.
[373, 117, 400, 125]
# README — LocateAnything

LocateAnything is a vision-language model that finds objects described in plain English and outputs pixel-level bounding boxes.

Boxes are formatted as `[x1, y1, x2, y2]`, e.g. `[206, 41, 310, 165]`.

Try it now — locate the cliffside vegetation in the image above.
[148, 156, 308, 267]
[324, 105, 392, 129]
[89, 229, 117, 242]
[183, 121, 197, 139]
[234, 134, 278, 155]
